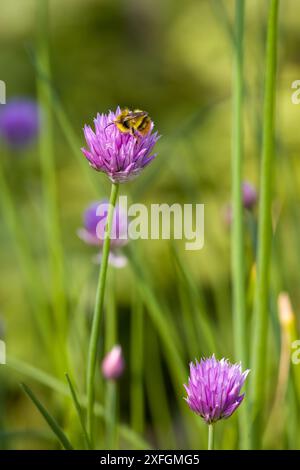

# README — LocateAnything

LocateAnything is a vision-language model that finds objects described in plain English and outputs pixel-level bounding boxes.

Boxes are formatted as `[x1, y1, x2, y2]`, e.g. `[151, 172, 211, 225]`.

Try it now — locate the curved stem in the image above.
[208, 424, 214, 450]
[86, 182, 119, 446]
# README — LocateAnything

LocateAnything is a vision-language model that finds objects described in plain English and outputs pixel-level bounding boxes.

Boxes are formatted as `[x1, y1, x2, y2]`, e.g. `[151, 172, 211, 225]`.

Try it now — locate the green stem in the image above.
[208, 424, 214, 450]
[86, 182, 119, 446]
[105, 271, 117, 353]
[231, 0, 251, 450]
[251, 0, 279, 448]
[130, 290, 144, 435]
[105, 271, 118, 449]
[105, 380, 117, 450]
[36, 0, 67, 364]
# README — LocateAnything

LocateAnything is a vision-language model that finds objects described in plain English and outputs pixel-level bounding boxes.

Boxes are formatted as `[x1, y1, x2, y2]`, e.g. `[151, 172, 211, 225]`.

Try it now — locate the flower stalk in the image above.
[86, 182, 119, 445]
[104, 277, 118, 449]
[208, 424, 214, 451]
[105, 380, 117, 449]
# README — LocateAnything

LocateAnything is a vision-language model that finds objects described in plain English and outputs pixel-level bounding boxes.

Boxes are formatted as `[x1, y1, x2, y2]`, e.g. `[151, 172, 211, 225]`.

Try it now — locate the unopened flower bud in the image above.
[242, 182, 257, 210]
[101, 345, 125, 380]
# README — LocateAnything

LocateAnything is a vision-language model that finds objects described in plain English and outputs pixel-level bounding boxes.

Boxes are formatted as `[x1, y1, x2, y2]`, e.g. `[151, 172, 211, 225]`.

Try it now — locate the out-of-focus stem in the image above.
[130, 292, 144, 435]
[36, 0, 67, 361]
[251, 0, 280, 448]
[105, 271, 118, 449]
[231, 0, 251, 449]
[105, 380, 117, 449]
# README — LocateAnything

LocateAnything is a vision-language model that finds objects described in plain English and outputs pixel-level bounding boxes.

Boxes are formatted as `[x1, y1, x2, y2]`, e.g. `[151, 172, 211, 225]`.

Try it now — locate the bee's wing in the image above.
[122, 111, 148, 122]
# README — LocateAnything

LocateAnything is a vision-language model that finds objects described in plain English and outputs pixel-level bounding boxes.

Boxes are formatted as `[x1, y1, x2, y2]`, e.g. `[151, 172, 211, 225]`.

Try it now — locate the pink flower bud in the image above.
[242, 182, 257, 210]
[101, 345, 125, 380]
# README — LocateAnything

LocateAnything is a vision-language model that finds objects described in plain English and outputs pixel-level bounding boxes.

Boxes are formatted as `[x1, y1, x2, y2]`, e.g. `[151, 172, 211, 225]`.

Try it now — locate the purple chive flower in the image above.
[81, 107, 160, 183]
[184, 355, 249, 424]
[102, 345, 125, 380]
[78, 200, 128, 268]
[0, 99, 40, 149]
[242, 182, 257, 210]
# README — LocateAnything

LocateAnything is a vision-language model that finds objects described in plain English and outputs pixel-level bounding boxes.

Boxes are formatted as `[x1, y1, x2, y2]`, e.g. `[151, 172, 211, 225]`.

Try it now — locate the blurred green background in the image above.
[0, 0, 300, 450]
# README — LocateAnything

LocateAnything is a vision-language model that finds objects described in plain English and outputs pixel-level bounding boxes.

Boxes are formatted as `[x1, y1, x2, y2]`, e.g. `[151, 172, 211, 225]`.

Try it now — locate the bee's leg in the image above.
[132, 129, 141, 141]
[104, 121, 114, 137]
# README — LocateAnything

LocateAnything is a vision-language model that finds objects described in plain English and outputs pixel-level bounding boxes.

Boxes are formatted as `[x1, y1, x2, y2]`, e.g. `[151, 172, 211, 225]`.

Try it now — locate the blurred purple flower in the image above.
[81, 107, 160, 183]
[184, 354, 249, 424]
[242, 181, 257, 210]
[102, 345, 125, 380]
[0, 99, 40, 149]
[223, 181, 257, 226]
[78, 200, 128, 268]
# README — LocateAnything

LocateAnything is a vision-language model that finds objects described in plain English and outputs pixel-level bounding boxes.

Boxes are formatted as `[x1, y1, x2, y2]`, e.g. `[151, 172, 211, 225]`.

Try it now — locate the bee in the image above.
[106, 108, 152, 137]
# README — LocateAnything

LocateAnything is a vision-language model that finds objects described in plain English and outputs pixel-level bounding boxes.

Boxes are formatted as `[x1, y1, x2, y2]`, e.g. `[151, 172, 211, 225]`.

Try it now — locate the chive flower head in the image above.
[81, 107, 159, 183]
[184, 355, 249, 424]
